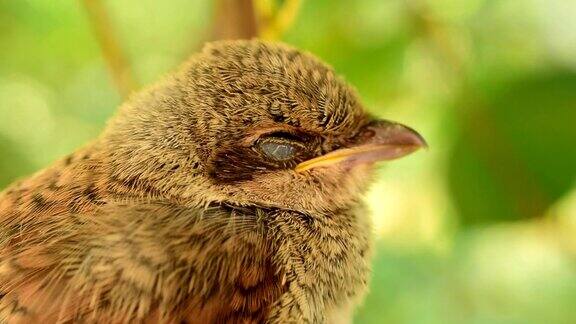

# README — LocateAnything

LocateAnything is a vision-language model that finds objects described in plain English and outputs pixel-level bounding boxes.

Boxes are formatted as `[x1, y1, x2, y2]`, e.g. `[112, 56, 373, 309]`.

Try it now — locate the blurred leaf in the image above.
[449, 71, 576, 224]
[354, 247, 451, 324]
[0, 136, 34, 189]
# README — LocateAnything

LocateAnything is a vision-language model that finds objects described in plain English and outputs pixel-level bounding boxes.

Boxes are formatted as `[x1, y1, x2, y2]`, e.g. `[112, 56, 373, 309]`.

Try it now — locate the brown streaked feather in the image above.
[0, 40, 377, 323]
[0, 198, 287, 322]
[0, 154, 286, 322]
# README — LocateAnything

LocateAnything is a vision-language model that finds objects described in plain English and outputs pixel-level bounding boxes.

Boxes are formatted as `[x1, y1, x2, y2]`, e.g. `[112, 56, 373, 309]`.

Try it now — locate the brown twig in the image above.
[82, 0, 137, 98]
[211, 0, 259, 40]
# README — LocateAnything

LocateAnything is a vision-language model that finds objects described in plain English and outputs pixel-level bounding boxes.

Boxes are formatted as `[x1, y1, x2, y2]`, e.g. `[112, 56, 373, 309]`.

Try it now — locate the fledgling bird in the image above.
[0, 40, 425, 323]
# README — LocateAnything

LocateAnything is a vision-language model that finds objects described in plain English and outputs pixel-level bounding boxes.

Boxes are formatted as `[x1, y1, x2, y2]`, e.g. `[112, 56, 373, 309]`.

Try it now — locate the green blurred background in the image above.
[1, 0, 576, 323]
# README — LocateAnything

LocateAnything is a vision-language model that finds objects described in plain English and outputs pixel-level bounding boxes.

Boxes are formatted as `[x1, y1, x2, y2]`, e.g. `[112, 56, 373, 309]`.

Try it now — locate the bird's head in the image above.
[103, 40, 426, 214]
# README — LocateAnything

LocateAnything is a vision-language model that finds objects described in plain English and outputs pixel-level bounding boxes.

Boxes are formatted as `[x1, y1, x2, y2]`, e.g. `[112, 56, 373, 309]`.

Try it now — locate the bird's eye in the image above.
[257, 133, 303, 161]
[259, 140, 296, 160]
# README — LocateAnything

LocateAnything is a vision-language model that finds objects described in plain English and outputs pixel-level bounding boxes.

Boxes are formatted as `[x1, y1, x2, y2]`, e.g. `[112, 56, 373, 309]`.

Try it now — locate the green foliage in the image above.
[450, 72, 576, 224]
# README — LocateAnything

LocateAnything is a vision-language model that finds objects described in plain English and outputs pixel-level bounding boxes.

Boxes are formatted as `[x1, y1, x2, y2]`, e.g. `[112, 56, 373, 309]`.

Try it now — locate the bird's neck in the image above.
[0, 143, 176, 218]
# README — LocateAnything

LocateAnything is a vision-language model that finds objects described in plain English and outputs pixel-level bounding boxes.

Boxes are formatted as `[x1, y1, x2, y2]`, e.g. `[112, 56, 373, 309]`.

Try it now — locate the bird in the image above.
[0, 40, 425, 323]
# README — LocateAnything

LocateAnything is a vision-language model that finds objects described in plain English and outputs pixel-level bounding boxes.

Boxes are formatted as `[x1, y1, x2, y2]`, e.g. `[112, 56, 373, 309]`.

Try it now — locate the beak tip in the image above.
[389, 123, 428, 150]
[409, 129, 428, 149]
[415, 132, 429, 150]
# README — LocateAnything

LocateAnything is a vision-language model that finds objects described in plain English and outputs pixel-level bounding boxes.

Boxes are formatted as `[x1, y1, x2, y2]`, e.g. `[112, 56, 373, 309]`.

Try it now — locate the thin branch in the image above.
[82, 0, 137, 98]
[253, 0, 275, 33]
[256, 0, 303, 40]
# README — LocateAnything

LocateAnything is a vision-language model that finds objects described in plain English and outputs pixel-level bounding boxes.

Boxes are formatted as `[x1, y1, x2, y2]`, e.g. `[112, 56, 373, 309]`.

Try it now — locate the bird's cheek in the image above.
[298, 164, 377, 198]
[303, 161, 376, 180]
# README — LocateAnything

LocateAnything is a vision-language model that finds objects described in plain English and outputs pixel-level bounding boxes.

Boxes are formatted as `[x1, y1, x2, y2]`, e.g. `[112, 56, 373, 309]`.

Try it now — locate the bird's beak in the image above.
[295, 120, 427, 173]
